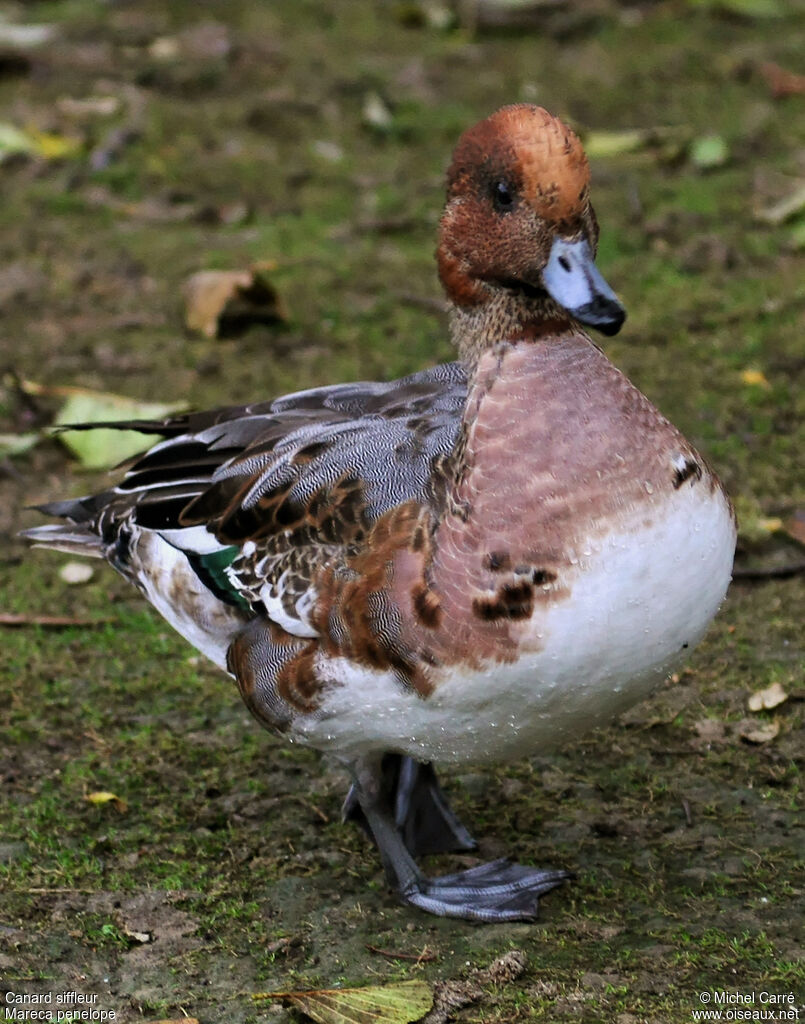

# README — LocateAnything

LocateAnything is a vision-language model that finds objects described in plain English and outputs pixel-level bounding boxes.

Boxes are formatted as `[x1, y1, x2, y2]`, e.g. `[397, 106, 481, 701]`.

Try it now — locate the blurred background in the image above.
[0, 1, 802, 1021]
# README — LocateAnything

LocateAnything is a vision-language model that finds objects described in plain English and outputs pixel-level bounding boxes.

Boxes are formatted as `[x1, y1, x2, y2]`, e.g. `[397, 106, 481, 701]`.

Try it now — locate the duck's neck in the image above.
[438, 289, 577, 512]
[449, 288, 573, 370]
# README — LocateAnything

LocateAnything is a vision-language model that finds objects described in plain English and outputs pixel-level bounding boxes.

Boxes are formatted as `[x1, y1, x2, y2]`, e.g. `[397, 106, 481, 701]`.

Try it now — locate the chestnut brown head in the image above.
[437, 105, 625, 336]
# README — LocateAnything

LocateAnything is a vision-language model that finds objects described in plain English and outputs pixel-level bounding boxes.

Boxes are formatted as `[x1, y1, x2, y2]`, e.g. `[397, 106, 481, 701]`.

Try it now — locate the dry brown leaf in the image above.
[781, 511, 805, 547]
[759, 61, 805, 98]
[183, 263, 286, 339]
[748, 682, 788, 712]
[738, 719, 780, 744]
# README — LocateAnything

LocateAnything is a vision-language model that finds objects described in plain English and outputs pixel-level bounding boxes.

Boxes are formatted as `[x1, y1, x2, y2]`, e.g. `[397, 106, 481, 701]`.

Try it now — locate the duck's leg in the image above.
[348, 754, 571, 923]
[343, 753, 477, 856]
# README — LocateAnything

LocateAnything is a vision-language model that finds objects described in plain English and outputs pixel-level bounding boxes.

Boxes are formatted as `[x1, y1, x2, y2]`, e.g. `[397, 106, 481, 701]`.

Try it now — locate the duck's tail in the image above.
[19, 498, 105, 557]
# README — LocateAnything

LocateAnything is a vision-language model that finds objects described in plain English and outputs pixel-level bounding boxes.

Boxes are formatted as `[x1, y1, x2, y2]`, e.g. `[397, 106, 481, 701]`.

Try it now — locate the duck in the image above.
[23, 104, 737, 923]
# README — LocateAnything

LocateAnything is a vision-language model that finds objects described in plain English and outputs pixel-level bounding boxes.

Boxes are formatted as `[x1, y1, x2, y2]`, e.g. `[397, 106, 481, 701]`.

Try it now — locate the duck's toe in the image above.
[401, 859, 571, 922]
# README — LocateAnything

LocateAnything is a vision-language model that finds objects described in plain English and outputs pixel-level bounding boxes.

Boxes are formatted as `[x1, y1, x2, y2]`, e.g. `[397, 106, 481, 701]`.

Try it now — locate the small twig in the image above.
[290, 795, 331, 824]
[15, 887, 99, 894]
[0, 613, 113, 628]
[732, 561, 805, 581]
[681, 798, 693, 827]
[366, 944, 438, 963]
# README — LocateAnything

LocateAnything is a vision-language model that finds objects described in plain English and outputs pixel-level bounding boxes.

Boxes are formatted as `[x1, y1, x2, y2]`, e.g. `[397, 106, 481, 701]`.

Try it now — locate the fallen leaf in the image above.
[0, 123, 82, 162]
[312, 139, 344, 163]
[254, 981, 432, 1024]
[0, 122, 36, 160]
[756, 182, 805, 225]
[363, 92, 393, 132]
[86, 791, 128, 812]
[0, 22, 57, 47]
[690, 134, 728, 170]
[183, 263, 286, 339]
[27, 128, 82, 160]
[59, 562, 94, 585]
[23, 383, 186, 470]
[748, 682, 788, 712]
[738, 719, 780, 744]
[759, 61, 805, 98]
[583, 129, 652, 158]
[733, 494, 783, 546]
[0, 431, 39, 457]
[148, 36, 180, 60]
[121, 924, 151, 944]
[740, 368, 772, 390]
[781, 511, 805, 547]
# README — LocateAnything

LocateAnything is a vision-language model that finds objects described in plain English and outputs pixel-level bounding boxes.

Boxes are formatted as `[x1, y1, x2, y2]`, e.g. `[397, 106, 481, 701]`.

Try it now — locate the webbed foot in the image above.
[348, 754, 570, 923]
[402, 857, 570, 922]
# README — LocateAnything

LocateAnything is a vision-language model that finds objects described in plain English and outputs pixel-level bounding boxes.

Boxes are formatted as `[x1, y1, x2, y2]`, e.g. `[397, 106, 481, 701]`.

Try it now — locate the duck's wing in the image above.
[24, 362, 466, 639]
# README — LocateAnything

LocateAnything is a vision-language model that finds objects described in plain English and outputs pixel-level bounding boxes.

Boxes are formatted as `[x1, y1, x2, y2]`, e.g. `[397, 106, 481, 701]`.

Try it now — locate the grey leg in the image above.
[343, 753, 477, 856]
[348, 754, 570, 923]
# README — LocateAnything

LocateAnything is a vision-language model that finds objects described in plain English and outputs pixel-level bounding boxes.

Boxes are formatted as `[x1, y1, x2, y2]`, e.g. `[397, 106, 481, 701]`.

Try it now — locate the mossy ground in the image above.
[0, 1, 803, 1021]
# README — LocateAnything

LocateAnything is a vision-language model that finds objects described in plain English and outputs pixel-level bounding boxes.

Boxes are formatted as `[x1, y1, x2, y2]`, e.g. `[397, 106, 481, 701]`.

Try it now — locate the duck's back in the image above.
[24, 362, 467, 670]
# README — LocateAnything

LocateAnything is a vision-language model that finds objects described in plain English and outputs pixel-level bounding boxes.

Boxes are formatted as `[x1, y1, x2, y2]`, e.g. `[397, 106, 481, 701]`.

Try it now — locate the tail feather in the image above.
[19, 523, 104, 558]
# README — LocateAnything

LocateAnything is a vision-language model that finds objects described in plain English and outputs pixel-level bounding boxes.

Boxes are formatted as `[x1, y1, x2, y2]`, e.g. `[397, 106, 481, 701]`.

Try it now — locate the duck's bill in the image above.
[542, 237, 626, 336]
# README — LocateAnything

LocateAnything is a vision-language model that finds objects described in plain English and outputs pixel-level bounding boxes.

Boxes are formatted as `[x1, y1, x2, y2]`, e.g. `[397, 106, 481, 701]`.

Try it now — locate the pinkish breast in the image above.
[403, 330, 721, 668]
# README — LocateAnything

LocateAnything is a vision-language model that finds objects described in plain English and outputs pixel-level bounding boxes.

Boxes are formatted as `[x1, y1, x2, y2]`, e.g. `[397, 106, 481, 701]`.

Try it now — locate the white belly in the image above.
[293, 484, 736, 765]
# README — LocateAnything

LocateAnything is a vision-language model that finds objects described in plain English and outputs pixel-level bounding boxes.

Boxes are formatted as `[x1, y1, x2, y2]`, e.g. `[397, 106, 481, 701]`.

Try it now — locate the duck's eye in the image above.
[492, 180, 515, 212]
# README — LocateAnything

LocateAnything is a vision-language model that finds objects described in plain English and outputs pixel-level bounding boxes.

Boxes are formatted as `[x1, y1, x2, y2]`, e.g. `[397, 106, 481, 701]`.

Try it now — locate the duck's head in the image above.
[437, 104, 625, 339]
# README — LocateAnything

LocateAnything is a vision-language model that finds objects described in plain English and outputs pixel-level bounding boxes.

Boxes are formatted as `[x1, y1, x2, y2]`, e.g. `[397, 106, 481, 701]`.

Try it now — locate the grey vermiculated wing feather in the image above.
[46, 362, 466, 551]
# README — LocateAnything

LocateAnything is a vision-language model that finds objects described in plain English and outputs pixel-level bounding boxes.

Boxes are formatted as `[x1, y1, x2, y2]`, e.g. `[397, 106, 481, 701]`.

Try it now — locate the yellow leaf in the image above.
[740, 368, 771, 390]
[254, 980, 433, 1024]
[86, 791, 128, 812]
[27, 128, 82, 160]
[583, 129, 649, 158]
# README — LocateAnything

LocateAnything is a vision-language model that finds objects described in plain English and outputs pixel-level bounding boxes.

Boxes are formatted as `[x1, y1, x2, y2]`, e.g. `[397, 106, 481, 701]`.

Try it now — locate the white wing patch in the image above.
[258, 569, 319, 638]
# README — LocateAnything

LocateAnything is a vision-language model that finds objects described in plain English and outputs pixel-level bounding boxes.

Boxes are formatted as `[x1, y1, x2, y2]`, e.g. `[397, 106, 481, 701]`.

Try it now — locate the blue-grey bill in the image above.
[542, 237, 626, 336]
